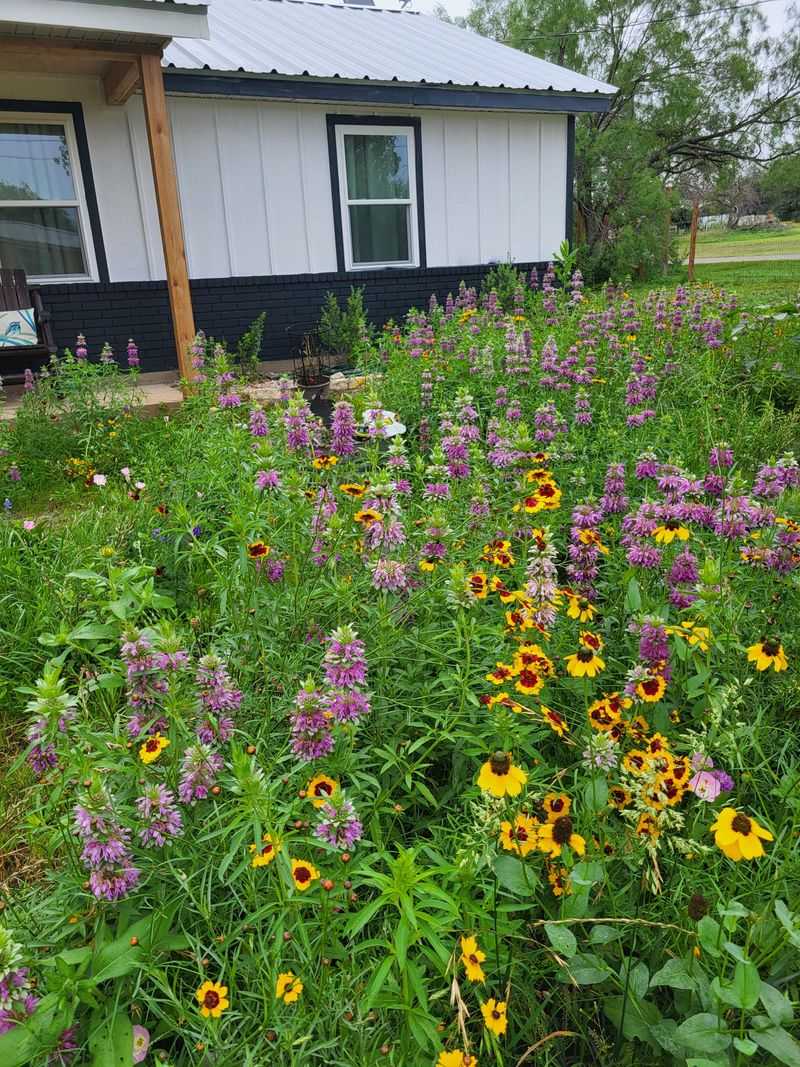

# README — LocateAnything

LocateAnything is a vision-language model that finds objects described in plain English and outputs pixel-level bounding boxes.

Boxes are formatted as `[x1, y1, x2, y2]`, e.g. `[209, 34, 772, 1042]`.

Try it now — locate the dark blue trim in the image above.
[0, 99, 110, 284]
[565, 114, 575, 247]
[325, 114, 426, 274]
[163, 73, 612, 113]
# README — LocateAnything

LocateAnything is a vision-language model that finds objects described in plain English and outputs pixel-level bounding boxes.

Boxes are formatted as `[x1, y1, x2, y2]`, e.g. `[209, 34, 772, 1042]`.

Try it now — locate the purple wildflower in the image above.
[314, 797, 363, 850]
[137, 784, 183, 847]
[178, 745, 224, 804]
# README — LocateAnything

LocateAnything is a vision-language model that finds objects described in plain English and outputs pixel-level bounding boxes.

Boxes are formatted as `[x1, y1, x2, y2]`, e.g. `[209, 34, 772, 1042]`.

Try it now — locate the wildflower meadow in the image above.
[1, 265, 800, 1066]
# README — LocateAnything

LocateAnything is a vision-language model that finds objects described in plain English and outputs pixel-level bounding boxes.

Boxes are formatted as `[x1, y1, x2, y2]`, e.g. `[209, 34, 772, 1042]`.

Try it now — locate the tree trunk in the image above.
[687, 198, 700, 282]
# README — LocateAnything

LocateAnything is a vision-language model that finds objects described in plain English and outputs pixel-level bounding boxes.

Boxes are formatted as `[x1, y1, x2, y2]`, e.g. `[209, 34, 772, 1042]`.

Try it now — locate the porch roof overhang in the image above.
[0, 0, 209, 46]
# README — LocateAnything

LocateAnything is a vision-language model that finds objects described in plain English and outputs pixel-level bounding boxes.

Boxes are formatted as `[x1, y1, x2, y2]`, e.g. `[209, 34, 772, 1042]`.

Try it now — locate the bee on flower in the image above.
[747, 637, 788, 672]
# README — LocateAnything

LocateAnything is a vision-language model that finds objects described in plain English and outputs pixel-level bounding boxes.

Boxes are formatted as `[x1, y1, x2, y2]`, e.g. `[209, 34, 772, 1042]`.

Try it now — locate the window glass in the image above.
[344, 134, 409, 200]
[0, 123, 75, 201]
[349, 204, 410, 265]
[0, 205, 85, 277]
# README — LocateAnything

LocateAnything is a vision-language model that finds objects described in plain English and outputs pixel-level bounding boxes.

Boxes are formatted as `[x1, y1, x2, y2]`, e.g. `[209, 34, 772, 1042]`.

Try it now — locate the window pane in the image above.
[0, 205, 87, 276]
[344, 134, 409, 200]
[0, 123, 76, 201]
[349, 204, 409, 264]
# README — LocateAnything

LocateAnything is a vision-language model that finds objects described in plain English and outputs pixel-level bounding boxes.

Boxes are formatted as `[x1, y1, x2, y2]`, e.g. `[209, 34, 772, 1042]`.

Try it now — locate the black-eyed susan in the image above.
[354, 508, 382, 527]
[564, 647, 605, 678]
[542, 793, 571, 821]
[608, 786, 631, 810]
[291, 858, 320, 891]
[747, 638, 788, 672]
[196, 980, 229, 1018]
[437, 1051, 478, 1067]
[547, 864, 572, 897]
[459, 935, 486, 982]
[467, 572, 489, 599]
[312, 454, 338, 470]
[499, 814, 538, 856]
[710, 808, 773, 860]
[477, 751, 527, 798]
[537, 815, 586, 858]
[652, 520, 690, 544]
[247, 540, 270, 559]
[339, 482, 368, 498]
[565, 591, 596, 622]
[306, 774, 338, 807]
[249, 833, 280, 868]
[139, 733, 169, 764]
[539, 704, 569, 737]
[481, 998, 508, 1036]
[636, 674, 667, 702]
[275, 972, 303, 1004]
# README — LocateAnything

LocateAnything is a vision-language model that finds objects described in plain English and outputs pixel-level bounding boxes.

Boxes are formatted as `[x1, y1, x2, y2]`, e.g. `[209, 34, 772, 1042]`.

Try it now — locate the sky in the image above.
[412, 0, 792, 35]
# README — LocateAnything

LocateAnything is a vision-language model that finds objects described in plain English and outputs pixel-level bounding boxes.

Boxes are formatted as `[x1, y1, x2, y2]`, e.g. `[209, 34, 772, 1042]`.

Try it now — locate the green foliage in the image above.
[318, 287, 369, 363]
[235, 312, 266, 378]
[481, 261, 527, 309]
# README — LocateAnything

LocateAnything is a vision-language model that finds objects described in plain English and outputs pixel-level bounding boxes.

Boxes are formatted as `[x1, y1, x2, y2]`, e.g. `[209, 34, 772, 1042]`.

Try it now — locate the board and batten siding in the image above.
[1, 72, 568, 283]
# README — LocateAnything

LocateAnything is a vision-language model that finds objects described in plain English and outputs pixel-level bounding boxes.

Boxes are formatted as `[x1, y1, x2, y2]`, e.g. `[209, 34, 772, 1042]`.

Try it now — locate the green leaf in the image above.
[750, 1017, 800, 1067]
[697, 915, 722, 957]
[650, 957, 697, 991]
[603, 992, 660, 1046]
[627, 961, 650, 999]
[760, 982, 794, 1027]
[583, 776, 608, 811]
[493, 854, 534, 896]
[775, 900, 800, 948]
[363, 955, 395, 1011]
[570, 860, 604, 886]
[625, 576, 642, 612]
[563, 953, 612, 985]
[394, 915, 411, 970]
[733, 1036, 758, 1056]
[731, 961, 760, 1010]
[90, 1011, 133, 1067]
[589, 924, 625, 945]
[544, 923, 577, 957]
[674, 1013, 731, 1055]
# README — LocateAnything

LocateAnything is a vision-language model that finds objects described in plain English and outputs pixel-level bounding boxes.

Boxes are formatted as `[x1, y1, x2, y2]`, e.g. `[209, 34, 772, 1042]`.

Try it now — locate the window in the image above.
[0, 113, 98, 282]
[332, 122, 422, 270]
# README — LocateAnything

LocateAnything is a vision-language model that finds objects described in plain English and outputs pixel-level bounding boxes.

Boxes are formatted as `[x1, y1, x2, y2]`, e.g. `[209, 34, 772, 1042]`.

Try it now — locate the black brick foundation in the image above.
[7, 262, 543, 376]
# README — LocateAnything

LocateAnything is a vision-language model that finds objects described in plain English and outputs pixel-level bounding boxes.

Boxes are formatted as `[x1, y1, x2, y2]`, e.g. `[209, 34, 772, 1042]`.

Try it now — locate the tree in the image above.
[466, 0, 800, 279]
[760, 153, 800, 220]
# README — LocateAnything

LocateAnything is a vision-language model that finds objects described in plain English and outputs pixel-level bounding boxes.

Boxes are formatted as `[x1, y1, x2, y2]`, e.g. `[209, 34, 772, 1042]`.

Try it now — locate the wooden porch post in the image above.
[139, 53, 195, 382]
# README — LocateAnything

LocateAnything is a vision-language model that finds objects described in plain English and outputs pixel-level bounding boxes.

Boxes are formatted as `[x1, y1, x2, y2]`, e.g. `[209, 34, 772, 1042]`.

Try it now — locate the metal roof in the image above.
[164, 0, 616, 95]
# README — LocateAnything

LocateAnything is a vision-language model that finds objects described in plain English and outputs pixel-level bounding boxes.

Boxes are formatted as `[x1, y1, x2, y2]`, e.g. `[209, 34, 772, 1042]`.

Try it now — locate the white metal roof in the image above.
[164, 0, 616, 95]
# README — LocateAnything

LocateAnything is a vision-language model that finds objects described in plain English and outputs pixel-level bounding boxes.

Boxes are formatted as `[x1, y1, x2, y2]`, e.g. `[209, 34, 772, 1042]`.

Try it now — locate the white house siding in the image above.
[0, 72, 568, 282]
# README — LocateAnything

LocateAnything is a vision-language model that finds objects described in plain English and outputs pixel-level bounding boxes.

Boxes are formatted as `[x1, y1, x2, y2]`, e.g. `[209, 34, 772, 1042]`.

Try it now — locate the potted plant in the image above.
[287, 326, 330, 402]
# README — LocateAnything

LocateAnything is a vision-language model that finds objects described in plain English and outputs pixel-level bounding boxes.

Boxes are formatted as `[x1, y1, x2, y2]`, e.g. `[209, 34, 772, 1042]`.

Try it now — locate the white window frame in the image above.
[334, 123, 419, 271]
[0, 110, 99, 284]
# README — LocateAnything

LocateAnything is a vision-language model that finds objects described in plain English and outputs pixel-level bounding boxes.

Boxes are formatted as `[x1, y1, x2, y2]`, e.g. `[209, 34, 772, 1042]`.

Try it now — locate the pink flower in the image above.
[92, 474, 107, 487]
[132, 1025, 150, 1064]
[120, 467, 131, 482]
[22, 519, 36, 531]
[688, 770, 722, 802]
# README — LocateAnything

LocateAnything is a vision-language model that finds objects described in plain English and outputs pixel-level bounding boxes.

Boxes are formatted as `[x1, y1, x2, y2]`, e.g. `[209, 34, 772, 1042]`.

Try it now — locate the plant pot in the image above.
[298, 374, 330, 402]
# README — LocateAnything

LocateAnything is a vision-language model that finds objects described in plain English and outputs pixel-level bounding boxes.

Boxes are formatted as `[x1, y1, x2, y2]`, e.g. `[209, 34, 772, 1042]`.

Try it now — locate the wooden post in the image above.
[139, 53, 195, 382]
[687, 198, 700, 282]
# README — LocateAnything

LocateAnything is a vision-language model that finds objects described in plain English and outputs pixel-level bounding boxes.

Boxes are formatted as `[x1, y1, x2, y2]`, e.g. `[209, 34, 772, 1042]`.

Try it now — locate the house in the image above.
[0, 0, 615, 376]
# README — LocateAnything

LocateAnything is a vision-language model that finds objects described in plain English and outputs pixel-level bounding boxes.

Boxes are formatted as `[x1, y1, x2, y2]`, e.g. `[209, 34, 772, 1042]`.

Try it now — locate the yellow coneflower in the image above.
[290, 858, 320, 891]
[437, 1051, 477, 1067]
[564, 648, 605, 678]
[481, 998, 508, 1036]
[537, 815, 586, 858]
[711, 808, 773, 861]
[249, 833, 280, 868]
[275, 971, 303, 1003]
[652, 520, 690, 544]
[247, 540, 270, 559]
[139, 733, 170, 764]
[514, 667, 543, 696]
[499, 814, 539, 856]
[459, 935, 486, 982]
[196, 980, 229, 1018]
[565, 591, 596, 622]
[477, 751, 527, 798]
[312, 454, 338, 470]
[635, 812, 660, 841]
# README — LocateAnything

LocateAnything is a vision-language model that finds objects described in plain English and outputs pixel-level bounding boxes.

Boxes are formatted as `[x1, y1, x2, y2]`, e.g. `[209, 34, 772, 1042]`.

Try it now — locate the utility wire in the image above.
[513, 0, 786, 40]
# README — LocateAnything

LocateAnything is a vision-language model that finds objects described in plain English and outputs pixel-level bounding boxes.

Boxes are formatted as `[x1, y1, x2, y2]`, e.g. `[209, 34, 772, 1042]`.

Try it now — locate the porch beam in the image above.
[0, 36, 162, 63]
[139, 52, 195, 383]
[104, 60, 140, 105]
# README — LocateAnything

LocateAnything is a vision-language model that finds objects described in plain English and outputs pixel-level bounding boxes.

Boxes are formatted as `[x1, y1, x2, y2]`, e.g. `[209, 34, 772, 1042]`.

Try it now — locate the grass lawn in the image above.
[676, 222, 800, 260]
[629, 260, 800, 305]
